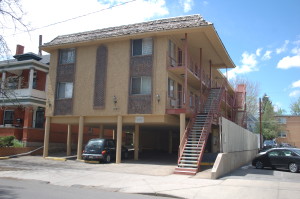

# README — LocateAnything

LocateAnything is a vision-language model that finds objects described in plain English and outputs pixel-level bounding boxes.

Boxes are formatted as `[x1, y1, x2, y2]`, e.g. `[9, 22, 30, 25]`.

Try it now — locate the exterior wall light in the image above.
[156, 94, 160, 103]
[113, 95, 118, 105]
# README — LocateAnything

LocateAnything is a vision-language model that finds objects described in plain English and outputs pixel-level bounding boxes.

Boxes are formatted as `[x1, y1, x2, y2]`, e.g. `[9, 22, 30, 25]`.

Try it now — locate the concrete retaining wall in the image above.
[210, 117, 259, 179]
[211, 150, 258, 179]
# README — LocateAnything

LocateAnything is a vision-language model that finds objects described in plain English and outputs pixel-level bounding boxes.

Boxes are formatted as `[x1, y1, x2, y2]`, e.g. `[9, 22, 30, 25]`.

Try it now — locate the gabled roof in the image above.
[42, 14, 212, 48]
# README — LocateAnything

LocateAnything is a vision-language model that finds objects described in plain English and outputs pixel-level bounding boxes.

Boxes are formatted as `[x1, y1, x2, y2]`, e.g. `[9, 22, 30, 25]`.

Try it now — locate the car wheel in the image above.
[105, 154, 111, 163]
[255, 161, 264, 169]
[124, 152, 129, 159]
[289, 163, 298, 173]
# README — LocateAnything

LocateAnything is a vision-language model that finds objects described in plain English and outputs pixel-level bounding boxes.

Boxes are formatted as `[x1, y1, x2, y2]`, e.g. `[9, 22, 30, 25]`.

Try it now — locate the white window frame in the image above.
[131, 76, 151, 95]
[132, 38, 153, 56]
[57, 82, 73, 99]
[59, 48, 75, 65]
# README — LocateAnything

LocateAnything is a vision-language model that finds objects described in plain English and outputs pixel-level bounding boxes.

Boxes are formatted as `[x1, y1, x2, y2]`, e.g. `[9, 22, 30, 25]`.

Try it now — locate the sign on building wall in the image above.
[135, 116, 144, 123]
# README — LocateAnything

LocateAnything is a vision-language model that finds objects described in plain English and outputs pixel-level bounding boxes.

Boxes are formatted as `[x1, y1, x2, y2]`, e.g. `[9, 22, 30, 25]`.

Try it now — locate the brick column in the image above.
[0, 109, 3, 125]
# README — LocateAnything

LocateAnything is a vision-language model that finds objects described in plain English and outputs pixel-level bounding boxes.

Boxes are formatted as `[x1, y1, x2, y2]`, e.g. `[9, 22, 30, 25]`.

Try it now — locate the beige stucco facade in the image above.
[41, 15, 244, 168]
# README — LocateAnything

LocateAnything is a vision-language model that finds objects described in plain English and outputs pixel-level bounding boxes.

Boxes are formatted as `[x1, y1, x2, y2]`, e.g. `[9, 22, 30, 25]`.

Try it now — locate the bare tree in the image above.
[230, 77, 260, 117]
[0, 0, 28, 59]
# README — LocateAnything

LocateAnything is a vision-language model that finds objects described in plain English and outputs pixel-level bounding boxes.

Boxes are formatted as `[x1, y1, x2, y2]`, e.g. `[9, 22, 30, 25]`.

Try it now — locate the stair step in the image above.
[182, 153, 199, 156]
[180, 160, 198, 163]
[181, 156, 198, 160]
[178, 163, 198, 167]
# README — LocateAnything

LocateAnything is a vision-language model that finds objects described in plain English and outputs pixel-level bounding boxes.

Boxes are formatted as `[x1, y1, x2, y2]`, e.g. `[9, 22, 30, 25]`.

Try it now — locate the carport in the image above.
[43, 114, 180, 164]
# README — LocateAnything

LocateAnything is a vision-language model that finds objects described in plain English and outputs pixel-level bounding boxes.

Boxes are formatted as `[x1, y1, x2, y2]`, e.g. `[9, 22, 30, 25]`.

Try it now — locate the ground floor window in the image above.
[4, 110, 14, 125]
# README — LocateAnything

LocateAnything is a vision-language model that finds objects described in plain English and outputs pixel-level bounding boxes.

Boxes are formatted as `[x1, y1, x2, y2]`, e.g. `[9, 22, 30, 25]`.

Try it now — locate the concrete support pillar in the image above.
[168, 131, 173, 154]
[99, 124, 104, 138]
[67, 124, 72, 156]
[180, 113, 186, 142]
[43, 116, 51, 158]
[113, 129, 116, 140]
[134, 124, 140, 160]
[28, 67, 34, 91]
[77, 116, 84, 160]
[116, 115, 122, 164]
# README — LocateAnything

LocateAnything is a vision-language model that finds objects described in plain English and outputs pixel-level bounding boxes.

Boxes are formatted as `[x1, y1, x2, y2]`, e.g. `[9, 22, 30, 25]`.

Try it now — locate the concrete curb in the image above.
[44, 157, 67, 161]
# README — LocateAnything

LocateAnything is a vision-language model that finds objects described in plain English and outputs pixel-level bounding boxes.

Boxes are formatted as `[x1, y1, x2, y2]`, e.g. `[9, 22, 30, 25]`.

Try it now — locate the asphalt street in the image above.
[0, 178, 174, 199]
[0, 156, 300, 199]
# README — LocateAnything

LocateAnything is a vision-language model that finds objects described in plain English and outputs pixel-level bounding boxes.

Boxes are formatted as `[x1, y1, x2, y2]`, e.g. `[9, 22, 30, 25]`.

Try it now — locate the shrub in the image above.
[12, 139, 24, 147]
[0, 136, 16, 147]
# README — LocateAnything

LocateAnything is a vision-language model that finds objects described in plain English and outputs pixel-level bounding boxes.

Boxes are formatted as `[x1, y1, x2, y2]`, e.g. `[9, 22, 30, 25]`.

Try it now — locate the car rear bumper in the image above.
[82, 154, 103, 161]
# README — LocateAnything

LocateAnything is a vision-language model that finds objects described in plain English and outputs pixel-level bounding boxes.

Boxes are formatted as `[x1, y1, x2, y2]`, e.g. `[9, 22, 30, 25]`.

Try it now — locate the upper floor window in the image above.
[59, 48, 75, 64]
[132, 38, 152, 56]
[278, 117, 287, 124]
[57, 82, 73, 99]
[131, 76, 151, 95]
[168, 78, 175, 98]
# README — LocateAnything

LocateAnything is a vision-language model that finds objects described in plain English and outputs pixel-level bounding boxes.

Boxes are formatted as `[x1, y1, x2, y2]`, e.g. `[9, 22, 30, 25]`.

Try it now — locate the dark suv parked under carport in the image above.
[82, 138, 129, 163]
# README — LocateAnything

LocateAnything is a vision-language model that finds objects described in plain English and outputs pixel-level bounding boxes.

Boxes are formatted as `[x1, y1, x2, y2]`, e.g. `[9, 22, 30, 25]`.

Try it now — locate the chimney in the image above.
[38, 35, 42, 56]
[15, 45, 24, 55]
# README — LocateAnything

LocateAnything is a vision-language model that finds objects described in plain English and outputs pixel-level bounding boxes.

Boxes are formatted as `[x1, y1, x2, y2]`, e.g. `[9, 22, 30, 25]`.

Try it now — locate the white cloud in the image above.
[291, 47, 300, 55]
[292, 80, 300, 88]
[179, 0, 194, 12]
[262, 50, 272, 60]
[276, 40, 289, 54]
[227, 51, 258, 79]
[277, 55, 300, 69]
[289, 90, 300, 97]
[256, 48, 262, 56]
[3, 0, 169, 56]
[202, 1, 209, 6]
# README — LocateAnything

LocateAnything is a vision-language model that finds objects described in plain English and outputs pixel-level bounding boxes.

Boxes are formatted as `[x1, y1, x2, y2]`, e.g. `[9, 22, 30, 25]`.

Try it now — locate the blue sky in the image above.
[3, 0, 300, 113]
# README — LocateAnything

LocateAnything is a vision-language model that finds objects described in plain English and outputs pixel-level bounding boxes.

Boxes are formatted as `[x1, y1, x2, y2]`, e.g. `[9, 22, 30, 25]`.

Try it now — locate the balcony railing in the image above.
[0, 88, 46, 101]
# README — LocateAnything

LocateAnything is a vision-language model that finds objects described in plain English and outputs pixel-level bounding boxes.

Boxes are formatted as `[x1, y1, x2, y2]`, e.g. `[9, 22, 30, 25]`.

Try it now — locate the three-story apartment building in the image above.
[41, 15, 247, 174]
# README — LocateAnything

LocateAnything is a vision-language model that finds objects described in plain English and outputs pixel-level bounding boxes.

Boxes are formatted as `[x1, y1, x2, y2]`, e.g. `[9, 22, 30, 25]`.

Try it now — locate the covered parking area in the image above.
[43, 114, 180, 164]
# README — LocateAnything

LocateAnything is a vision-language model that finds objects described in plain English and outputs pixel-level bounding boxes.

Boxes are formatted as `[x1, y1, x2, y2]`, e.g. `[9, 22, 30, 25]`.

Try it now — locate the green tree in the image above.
[255, 94, 281, 139]
[290, 97, 300, 115]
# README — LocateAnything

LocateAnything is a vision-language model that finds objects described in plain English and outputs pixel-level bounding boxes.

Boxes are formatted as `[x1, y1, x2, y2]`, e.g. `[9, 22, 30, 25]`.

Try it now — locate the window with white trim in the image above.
[168, 78, 175, 98]
[57, 82, 73, 99]
[59, 48, 75, 64]
[278, 131, 287, 138]
[132, 38, 153, 56]
[131, 76, 151, 95]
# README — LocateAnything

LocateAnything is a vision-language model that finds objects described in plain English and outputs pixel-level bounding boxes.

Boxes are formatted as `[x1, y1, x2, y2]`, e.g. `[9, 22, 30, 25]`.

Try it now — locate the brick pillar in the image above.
[22, 107, 33, 143]
[0, 109, 3, 125]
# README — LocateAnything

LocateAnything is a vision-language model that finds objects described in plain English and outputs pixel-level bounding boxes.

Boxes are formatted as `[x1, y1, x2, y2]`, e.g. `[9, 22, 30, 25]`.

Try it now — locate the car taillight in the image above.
[102, 150, 106, 155]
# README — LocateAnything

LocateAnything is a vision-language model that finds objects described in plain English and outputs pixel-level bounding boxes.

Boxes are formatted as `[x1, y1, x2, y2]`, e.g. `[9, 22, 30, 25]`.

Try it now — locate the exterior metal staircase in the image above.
[174, 88, 224, 175]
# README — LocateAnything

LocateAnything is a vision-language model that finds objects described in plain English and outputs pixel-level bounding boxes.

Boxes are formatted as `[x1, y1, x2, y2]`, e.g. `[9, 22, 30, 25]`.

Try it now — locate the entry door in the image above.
[177, 84, 182, 108]
[35, 110, 45, 128]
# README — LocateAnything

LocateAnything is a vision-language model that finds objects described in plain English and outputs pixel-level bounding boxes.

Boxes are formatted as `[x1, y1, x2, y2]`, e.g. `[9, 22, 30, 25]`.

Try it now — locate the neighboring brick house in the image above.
[41, 14, 255, 175]
[275, 115, 300, 148]
[0, 45, 49, 146]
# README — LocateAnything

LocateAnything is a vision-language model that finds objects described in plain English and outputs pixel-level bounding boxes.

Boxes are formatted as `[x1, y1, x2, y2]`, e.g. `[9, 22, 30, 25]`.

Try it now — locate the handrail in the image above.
[177, 117, 193, 163]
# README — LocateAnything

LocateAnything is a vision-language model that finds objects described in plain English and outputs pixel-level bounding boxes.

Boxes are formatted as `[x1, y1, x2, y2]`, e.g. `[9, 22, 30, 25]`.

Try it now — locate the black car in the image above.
[252, 148, 300, 173]
[82, 138, 128, 163]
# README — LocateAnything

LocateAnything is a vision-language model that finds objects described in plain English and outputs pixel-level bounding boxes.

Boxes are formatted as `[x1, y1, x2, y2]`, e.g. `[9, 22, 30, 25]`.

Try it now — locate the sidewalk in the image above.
[0, 156, 300, 199]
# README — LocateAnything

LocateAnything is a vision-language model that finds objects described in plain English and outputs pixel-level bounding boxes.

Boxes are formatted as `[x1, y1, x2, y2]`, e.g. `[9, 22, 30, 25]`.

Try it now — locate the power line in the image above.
[6, 0, 137, 37]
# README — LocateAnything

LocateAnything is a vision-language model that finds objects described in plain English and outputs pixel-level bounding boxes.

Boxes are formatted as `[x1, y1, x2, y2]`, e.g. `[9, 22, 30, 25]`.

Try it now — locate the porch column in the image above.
[1, 71, 6, 89]
[28, 67, 34, 91]
[43, 116, 51, 157]
[116, 115, 122, 164]
[184, 33, 188, 108]
[77, 116, 84, 160]
[23, 106, 33, 128]
[99, 124, 104, 138]
[67, 124, 72, 156]
[134, 124, 139, 160]
[168, 131, 173, 154]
